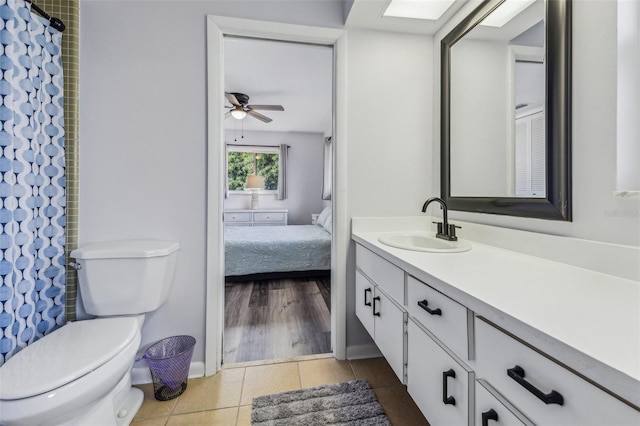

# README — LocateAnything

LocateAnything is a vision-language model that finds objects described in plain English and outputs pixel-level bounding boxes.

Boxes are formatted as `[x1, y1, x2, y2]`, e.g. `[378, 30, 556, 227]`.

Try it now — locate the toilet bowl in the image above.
[0, 240, 180, 426]
[0, 316, 143, 425]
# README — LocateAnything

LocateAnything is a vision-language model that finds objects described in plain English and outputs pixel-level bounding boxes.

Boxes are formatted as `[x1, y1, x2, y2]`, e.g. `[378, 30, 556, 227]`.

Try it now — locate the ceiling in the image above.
[223, 0, 470, 135]
[223, 37, 333, 134]
[344, 0, 468, 35]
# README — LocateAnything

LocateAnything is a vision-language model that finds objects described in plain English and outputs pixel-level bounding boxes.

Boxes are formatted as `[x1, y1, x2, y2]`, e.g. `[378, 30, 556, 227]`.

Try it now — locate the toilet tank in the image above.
[70, 240, 180, 316]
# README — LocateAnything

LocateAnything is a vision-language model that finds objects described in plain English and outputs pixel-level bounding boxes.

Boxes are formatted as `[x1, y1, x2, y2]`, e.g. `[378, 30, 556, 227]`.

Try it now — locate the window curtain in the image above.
[277, 144, 288, 200]
[224, 144, 229, 199]
[0, 0, 66, 366]
[322, 137, 332, 200]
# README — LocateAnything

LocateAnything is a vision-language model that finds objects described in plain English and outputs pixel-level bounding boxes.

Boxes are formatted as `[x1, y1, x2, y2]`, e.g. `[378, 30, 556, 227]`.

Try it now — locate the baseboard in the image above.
[132, 361, 205, 385]
[346, 343, 381, 360]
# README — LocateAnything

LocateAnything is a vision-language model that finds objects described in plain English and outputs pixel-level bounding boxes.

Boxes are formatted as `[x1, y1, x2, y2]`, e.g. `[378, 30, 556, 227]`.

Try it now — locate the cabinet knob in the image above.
[364, 288, 372, 307]
[481, 409, 498, 426]
[442, 369, 456, 405]
[507, 365, 564, 405]
[418, 299, 442, 316]
[373, 296, 381, 317]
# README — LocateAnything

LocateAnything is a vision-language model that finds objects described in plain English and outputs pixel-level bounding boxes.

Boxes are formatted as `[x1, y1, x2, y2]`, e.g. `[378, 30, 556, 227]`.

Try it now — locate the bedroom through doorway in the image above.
[221, 37, 334, 364]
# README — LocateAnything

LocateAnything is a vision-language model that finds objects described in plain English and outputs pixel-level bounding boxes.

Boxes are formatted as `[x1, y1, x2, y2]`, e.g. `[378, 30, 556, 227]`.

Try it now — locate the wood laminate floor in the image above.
[223, 277, 331, 364]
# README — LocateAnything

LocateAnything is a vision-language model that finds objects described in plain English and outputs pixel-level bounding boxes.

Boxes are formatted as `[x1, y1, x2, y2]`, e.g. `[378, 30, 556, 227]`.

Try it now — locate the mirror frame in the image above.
[441, 0, 572, 220]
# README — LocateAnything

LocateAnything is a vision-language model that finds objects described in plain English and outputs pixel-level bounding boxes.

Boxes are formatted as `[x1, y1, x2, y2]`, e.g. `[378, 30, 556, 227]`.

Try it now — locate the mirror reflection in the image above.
[449, 0, 545, 198]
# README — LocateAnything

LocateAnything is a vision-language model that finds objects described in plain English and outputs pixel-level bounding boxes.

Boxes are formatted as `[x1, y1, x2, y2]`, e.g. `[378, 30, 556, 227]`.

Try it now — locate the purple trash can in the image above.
[138, 335, 196, 401]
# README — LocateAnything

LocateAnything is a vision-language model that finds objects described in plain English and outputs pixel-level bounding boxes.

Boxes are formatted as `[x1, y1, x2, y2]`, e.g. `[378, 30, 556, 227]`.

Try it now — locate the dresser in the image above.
[223, 209, 288, 226]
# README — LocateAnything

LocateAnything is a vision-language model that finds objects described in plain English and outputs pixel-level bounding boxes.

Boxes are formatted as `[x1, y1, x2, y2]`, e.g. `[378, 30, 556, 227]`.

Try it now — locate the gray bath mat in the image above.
[251, 379, 391, 425]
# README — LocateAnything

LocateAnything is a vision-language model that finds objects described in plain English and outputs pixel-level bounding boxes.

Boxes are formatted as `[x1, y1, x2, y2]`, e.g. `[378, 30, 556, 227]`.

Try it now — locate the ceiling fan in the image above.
[225, 92, 284, 123]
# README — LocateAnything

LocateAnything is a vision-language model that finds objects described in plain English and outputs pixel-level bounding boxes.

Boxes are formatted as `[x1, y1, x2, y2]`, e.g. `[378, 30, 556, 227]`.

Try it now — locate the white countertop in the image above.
[352, 219, 640, 407]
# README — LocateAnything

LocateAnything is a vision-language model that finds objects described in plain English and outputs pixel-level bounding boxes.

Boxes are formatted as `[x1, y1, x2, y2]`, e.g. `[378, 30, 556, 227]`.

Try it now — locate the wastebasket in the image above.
[137, 335, 196, 401]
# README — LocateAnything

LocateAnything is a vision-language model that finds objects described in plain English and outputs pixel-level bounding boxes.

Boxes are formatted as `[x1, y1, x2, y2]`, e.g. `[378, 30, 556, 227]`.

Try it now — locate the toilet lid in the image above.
[0, 317, 139, 400]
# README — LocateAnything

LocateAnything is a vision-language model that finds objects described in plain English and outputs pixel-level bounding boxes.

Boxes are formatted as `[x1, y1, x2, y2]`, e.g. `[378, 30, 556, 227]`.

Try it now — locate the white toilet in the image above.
[0, 240, 180, 426]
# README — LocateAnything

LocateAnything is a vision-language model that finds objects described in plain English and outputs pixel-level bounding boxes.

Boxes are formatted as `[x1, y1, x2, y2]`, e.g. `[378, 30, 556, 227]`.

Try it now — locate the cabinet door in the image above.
[408, 319, 473, 426]
[373, 287, 406, 383]
[355, 270, 375, 338]
[476, 379, 533, 426]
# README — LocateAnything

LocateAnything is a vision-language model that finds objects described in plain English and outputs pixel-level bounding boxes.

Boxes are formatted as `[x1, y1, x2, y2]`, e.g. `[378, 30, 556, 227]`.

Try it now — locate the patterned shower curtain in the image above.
[0, 0, 65, 366]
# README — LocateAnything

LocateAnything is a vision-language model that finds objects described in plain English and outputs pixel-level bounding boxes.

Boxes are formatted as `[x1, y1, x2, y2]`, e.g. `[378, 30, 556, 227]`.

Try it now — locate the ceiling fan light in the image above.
[231, 107, 247, 120]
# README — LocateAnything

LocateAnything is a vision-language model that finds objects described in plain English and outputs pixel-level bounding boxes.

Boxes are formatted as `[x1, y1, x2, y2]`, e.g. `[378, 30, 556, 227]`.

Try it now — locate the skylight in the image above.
[383, 0, 456, 21]
[480, 0, 537, 27]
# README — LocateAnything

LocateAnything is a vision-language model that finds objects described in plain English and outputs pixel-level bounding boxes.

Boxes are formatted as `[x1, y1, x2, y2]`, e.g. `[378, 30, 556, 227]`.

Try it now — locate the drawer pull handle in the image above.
[481, 409, 498, 426]
[507, 365, 564, 405]
[418, 299, 442, 316]
[373, 296, 381, 317]
[442, 369, 456, 405]
[364, 288, 372, 306]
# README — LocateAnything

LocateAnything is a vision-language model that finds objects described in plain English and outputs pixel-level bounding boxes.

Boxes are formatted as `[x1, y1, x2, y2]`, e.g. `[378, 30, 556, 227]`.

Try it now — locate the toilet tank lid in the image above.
[71, 240, 180, 259]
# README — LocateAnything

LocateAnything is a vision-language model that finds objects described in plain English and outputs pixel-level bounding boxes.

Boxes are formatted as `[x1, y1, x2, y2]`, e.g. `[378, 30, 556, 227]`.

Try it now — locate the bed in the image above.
[224, 223, 331, 281]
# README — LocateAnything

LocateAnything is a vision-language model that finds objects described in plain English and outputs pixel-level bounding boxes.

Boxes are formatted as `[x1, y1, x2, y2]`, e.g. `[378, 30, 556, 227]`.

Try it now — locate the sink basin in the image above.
[378, 232, 471, 253]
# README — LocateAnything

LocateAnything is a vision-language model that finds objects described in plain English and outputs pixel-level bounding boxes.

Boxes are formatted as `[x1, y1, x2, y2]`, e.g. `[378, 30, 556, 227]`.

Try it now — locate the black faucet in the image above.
[421, 197, 460, 241]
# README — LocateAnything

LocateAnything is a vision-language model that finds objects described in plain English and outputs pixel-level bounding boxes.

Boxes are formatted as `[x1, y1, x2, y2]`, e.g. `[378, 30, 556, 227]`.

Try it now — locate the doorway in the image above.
[222, 37, 334, 364]
[206, 16, 346, 375]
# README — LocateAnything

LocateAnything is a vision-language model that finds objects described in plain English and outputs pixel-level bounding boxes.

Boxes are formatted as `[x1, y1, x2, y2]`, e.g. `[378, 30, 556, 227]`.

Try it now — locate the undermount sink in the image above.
[378, 232, 471, 253]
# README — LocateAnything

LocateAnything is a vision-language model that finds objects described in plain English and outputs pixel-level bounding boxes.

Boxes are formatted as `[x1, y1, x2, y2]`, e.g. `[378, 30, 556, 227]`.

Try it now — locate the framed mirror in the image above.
[441, 0, 571, 220]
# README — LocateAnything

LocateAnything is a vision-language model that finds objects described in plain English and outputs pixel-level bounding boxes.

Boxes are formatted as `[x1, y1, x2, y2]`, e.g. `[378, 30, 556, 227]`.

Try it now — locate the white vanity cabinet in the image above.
[408, 318, 474, 426]
[355, 246, 407, 383]
[352, 238, 640, 426]
[475, 319, 640, 426]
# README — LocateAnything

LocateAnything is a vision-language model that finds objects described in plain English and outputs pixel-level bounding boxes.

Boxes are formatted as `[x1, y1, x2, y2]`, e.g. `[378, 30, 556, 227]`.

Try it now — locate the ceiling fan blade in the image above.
[247, 104, 285, 111]
[225, 92, 241, 106]
[247, 110, 272, 123]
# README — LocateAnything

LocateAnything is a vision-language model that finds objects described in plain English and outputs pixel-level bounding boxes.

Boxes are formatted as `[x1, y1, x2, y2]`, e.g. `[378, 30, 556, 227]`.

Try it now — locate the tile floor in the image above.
[132, 356, 429, 425]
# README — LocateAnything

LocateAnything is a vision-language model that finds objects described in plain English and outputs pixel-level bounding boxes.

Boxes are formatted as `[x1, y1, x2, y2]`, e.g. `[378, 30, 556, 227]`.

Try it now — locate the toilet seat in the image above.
[0, 317, 139, 400]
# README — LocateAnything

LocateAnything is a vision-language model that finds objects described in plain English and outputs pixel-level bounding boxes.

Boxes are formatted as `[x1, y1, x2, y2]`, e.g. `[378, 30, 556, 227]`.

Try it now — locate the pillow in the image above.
[316, 206, 331, 227]
[322, 215, 332, 234]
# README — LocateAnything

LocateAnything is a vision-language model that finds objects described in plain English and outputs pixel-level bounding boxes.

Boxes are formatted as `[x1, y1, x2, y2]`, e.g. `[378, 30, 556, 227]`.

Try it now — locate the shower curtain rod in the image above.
[25, 0, 65, 32]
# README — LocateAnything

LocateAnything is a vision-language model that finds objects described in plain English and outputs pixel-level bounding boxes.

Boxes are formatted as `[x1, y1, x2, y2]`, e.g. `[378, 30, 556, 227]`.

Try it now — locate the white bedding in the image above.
[224, 225, 331, 277]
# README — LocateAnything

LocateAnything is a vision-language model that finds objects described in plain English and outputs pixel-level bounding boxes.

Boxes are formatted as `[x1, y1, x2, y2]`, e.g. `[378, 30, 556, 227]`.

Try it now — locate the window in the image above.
[616, 0, 640, 195]
[227, 146, 279, 192]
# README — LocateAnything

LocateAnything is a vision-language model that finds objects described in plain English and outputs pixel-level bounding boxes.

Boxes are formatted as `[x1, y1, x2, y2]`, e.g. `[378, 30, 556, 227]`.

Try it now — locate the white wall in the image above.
[345, 29, 433, 349]
[223, 130, 326, 224]
[450, 39, 509, 196]
[433, 0, 640, 247]
[80, 2, 433, 363]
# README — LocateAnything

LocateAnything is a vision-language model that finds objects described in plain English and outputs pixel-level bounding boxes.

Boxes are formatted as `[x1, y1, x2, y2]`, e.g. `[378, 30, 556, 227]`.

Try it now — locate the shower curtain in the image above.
[0, 0, 65, 366]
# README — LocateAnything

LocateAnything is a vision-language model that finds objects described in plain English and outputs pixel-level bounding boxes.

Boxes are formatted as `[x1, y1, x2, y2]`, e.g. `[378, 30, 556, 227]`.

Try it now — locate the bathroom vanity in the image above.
[352, 217, 639, 426]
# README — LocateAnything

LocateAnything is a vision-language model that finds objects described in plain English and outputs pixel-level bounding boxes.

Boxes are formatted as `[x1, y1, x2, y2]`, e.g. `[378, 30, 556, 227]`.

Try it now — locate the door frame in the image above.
[205, 16, 347, 375]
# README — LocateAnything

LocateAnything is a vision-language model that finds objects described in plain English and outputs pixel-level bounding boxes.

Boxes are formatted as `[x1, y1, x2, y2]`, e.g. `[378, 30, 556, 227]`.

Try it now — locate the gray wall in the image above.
[223, 130, 326, 225]
[80, 1, 434, 364]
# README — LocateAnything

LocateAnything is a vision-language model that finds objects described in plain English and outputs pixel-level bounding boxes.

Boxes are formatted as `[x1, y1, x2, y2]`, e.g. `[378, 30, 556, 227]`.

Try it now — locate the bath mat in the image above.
[251, 379, 391, 425]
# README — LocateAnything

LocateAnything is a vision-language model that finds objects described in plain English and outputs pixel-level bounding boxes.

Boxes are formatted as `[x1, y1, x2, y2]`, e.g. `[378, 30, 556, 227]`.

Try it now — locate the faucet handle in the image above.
[448, 224, 461, 240]
[432, 221, 443, 234]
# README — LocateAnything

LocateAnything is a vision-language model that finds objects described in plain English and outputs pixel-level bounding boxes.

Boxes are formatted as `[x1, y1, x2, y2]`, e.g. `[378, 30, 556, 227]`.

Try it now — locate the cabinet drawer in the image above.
[253, 212, 286, 223]
[476, 319, 640, 426]
[476, 379, 533, 426]
[224, 212, 252, 222]
[356, 245, 404, 303]
[408, 318, 473, 426]
[408, 275, 470, 359]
